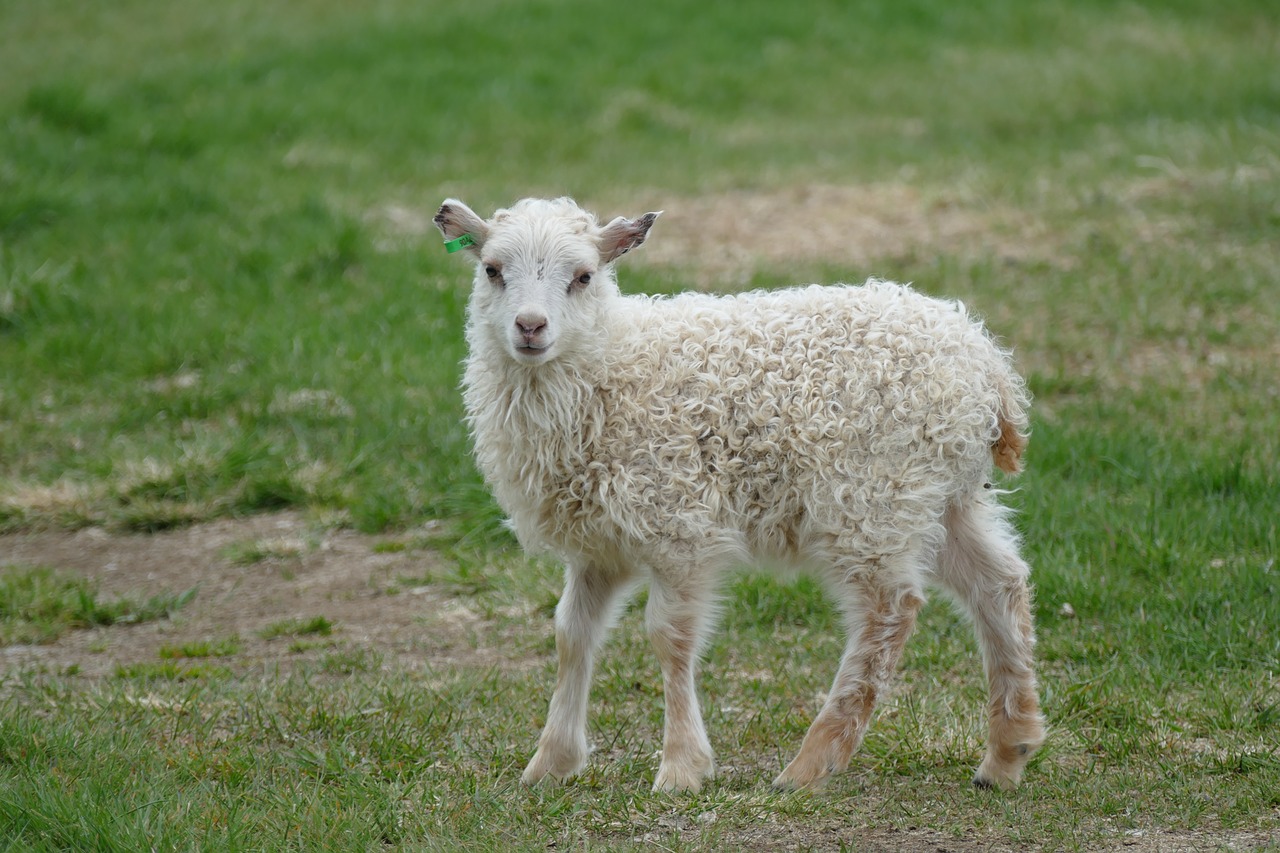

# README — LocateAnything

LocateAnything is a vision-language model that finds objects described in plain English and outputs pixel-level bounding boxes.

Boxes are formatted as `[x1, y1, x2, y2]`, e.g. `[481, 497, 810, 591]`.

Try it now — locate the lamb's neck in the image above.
[464, 344, 607, 471]
[496, 357, 598, 432]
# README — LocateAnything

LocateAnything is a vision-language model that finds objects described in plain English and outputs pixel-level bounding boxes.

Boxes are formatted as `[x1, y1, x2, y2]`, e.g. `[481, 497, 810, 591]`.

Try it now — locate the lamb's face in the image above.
[474, 214, 605, 366]
[435, 198, 661, 368]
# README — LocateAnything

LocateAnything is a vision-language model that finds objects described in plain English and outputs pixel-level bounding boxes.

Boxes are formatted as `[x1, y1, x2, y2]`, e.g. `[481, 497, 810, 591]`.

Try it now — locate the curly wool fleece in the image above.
[467, 265, 1027, 567]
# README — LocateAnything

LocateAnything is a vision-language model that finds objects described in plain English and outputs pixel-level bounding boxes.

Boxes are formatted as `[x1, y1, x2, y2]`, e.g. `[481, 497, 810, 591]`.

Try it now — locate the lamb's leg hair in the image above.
[774, 561, 926, 790]
[937, 499, 1046, 790]
[523, 562, 635, 784]
[647, 568, 718, 792]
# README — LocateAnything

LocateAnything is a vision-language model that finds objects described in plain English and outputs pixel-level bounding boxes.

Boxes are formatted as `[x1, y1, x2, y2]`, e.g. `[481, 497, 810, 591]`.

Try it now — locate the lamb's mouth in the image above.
[514, 342, 554, 362]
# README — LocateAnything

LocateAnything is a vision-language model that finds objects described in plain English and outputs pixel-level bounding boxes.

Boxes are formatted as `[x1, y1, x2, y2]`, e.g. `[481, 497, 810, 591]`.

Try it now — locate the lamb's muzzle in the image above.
[436, 195, 1045, 793]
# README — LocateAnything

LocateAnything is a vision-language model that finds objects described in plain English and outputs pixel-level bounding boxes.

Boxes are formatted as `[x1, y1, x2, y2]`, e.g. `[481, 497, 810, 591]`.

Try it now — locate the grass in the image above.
[221, 535, 315, 566]
[1, 0, 1278, 849]
[0, 566, 195, 645]
[259, 616, 335, 641]
[158, 637, 243, 659]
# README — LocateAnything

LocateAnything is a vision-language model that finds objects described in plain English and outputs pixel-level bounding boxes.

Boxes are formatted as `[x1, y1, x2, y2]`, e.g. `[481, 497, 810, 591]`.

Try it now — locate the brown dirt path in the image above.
[0, 512, 511, 679]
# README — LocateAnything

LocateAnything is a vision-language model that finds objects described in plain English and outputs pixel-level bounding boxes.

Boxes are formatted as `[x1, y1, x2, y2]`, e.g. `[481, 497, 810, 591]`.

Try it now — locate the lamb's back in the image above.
[586, 282, 1013, 544]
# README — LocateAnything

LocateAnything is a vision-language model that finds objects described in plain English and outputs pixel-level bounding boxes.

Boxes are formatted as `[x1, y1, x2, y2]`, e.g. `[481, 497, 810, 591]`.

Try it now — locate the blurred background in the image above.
[2, 0, 1276, 537]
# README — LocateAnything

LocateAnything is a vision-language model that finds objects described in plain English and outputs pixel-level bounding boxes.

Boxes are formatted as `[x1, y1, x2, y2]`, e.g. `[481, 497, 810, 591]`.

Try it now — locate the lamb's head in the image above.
[435, 197, 659, 366]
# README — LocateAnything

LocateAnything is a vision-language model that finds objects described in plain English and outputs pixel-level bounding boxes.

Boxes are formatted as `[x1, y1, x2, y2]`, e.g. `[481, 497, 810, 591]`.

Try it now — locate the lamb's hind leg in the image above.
[937, 499, 1046, 790]
[523, 563, 634, 785]
[774, 568, 925, 790]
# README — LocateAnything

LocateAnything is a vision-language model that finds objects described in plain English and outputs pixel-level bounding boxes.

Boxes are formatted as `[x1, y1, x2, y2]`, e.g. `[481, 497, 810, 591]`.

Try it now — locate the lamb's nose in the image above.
[515, 313, 547, 337]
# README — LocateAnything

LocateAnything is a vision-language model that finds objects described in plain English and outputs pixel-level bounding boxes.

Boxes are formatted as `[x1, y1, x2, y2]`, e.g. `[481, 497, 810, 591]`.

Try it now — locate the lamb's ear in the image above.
[433, 199, 488, 258]
[598, 211, 661, 264]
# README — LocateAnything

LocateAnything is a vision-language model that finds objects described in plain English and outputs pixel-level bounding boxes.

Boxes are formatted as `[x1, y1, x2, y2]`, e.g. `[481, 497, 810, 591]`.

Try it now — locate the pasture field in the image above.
[1, 0, 1278, 849]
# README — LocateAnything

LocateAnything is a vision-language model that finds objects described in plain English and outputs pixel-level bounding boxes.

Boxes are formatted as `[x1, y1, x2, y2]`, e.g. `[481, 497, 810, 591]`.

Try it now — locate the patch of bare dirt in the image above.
[623, 183, 1050, 286]
[0, 512, 524, 679]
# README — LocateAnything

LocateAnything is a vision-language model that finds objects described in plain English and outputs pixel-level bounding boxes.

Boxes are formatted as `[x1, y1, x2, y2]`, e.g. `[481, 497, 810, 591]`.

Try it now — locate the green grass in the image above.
[113, 661, 233, 682]
[1, 0, 1278, 849]
[259, 616, 335, 641]
[158, 637, 243, 660]
[0, 566, 195, 645]
[221, 535, 315, 566]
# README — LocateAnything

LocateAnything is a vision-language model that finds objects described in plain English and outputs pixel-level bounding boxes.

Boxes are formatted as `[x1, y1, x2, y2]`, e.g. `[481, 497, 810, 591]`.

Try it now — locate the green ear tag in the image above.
[444, 234, 476, 253]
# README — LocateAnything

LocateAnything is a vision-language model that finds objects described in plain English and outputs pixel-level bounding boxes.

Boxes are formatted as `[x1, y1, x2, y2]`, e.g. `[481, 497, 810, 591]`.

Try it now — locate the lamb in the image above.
[433, 196, 1046, 793]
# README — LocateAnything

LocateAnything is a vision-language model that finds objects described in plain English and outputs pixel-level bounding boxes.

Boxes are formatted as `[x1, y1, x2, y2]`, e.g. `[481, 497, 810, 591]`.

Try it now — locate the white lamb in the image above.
[434, 196, 1046, 793]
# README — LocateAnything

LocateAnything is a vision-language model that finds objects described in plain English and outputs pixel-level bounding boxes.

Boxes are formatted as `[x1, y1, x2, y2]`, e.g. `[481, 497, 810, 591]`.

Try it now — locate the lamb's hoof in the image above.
[521, 744, 586, 786]
[653, 756, 715, 793]
[972, 747, 1034, 791]
[772, 755, 834, 791]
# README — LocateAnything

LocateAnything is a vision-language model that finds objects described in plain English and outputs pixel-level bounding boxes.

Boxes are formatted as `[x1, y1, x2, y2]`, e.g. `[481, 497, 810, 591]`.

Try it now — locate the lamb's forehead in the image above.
[484, 198, 602, 266]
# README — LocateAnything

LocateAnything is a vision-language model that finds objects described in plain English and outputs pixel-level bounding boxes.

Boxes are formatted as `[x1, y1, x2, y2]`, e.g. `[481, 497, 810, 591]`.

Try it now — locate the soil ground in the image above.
[0, 512, 517, 679]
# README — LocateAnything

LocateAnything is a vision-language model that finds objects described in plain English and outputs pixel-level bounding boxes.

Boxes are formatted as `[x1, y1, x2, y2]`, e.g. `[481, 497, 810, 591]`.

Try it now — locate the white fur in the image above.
[435, 196, 1046, 793]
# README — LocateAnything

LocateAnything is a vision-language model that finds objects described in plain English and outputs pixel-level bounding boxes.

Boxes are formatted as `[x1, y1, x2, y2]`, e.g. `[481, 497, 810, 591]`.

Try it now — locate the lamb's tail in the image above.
[992, 412, 1027, 475]
[991, 369, 1030, 475]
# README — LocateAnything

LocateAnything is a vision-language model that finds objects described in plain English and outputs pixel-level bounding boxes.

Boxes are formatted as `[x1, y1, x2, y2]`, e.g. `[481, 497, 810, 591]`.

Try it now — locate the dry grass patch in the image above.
[0, 479, 99, 529]
[622, 183, 1054, 286]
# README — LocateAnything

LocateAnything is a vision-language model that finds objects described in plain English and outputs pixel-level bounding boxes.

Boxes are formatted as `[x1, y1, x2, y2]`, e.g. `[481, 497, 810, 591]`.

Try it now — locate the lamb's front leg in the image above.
[523, 564, 633, 785]
[646, 575, 717, 793]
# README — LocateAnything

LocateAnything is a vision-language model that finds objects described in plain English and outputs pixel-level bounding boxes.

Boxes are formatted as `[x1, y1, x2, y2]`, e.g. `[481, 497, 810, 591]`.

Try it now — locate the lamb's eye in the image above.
[484, 265, 501, 281]
[570, 271, 592, 291]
